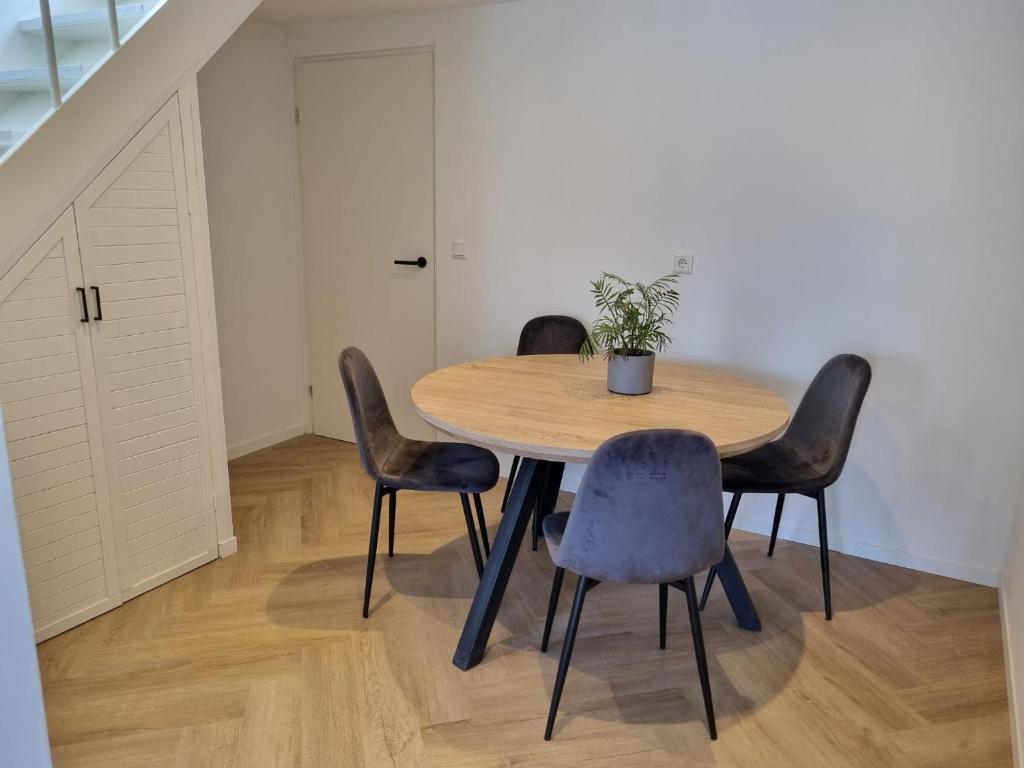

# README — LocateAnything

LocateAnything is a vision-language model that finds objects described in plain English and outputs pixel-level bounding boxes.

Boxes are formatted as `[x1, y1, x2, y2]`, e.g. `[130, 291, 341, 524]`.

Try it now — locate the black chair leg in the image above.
[387, 489, 397, 558]
[536, 460, 552, 548]
[500, 455, 520, 515]
[699, 492, 742, 611]
[659, 583, 668, 650]
[472, 493, 490, 557]
[683, 576, 717, 740]
[545, 574, 590, 740]
[362, 482, 385, 619]
[541, 567, 565, 652]
[816, 490, 832, 620]
[460, 493, 486, 577]
[767, 493, 785, 557]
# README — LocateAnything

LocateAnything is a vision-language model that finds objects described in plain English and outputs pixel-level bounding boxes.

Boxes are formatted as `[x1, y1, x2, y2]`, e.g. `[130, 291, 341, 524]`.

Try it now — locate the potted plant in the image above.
[580, 271, 680, 395]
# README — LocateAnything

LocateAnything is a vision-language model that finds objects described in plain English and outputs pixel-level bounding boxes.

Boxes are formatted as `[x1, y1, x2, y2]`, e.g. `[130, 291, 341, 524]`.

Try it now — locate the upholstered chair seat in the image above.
[719, 442, 825, 493]
[540, 511, 568, 555]
[378, 440, 498, 494]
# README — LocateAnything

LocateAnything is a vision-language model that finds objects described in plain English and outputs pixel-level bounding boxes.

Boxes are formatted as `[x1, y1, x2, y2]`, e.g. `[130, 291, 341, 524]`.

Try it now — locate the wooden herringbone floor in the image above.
[38, 435, 1013, 767]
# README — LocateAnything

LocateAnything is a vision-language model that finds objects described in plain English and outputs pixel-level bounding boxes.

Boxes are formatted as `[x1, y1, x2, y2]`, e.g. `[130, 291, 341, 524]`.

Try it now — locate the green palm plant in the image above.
[580, 272, 680, 361]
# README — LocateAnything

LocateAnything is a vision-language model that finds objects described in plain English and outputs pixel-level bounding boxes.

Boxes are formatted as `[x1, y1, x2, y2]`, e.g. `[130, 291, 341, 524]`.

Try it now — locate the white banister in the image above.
[37, 0, 61, 108]
[106, 0, 122, 51]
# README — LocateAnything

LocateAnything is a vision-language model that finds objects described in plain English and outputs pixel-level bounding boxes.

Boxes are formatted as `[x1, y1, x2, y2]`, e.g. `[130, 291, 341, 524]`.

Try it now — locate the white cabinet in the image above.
[75, 95, 219, 600]
[0, 93, 221, 640]
[0, 208, 122, 641]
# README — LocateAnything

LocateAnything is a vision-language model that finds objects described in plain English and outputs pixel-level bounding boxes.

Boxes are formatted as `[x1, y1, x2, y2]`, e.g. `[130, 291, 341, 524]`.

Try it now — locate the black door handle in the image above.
[75, 287, 89, 323]
[90, 286, 103, 321]
[393, 257, 428, 268]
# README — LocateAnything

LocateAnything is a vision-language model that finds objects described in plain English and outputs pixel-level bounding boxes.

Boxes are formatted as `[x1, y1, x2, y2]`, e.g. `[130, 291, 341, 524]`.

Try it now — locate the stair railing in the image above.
[2, 2, 164, 162]
[106, 0, 121, 51]
[38, 1, 61, 108]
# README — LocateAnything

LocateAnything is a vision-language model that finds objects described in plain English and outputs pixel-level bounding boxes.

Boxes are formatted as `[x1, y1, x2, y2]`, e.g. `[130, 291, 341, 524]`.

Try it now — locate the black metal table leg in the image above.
[453, 458, 547, 670]
[500, 455, 520, 515]
[715, 545, 761, 631]
[532, 461, 564, 550]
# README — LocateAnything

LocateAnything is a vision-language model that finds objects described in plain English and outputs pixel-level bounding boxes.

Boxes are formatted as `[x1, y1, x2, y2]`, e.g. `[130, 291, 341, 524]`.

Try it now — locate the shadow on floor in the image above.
[265, 517, 921, 743]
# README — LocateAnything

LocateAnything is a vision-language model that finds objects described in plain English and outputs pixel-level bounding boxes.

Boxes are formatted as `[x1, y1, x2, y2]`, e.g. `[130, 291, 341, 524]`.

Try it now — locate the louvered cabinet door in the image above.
[0, 208, 122, 641]
[74, 95, 218, 599]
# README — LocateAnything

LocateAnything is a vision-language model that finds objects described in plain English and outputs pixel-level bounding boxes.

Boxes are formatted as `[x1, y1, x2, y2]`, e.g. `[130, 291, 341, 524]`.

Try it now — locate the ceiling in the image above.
[255, 0, 510, 24]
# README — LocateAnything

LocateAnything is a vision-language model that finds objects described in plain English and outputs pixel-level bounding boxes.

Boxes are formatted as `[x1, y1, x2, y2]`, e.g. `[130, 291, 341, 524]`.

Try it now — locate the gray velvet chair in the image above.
[501, 315, 589, 550]
[516, 315, 590, 358]
[699, 354, 872, 620]
[339, 347, 500, 618]
[539, 429, 725, 741]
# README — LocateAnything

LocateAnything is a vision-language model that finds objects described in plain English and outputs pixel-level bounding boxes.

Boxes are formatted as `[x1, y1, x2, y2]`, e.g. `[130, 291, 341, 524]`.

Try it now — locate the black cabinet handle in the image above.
[90, 286, 103, 321]
[394, 257, 428, 268]
[75, 287, 89, 323]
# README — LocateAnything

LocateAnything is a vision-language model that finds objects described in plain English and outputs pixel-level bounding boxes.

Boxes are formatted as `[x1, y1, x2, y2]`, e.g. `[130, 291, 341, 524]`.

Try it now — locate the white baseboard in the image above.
[559, 471, 1002, 587]
[729, 512, 1000, 587]
[226, 424, 306, 460]
[1001, 579, 1023, 768]
[218, 536, 238, 558]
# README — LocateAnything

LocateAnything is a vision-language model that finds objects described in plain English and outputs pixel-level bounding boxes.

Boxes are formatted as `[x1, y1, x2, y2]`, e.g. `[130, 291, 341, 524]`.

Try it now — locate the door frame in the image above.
[291, 46, 438, 438]
[178, 76, 237, 558]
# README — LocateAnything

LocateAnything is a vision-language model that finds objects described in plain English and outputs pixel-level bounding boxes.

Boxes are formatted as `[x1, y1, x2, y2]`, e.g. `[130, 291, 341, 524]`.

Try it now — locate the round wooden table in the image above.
[412, 355, 791, 670]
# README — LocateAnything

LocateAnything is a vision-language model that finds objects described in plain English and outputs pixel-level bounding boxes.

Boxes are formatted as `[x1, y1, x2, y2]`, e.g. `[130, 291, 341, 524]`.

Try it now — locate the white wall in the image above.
[0, 415, 52, 768]
[200, 0, 1024, 585]
[198, 19, 308, 459]
[282, 0, 1024, 587]
[0, 0, 49, 69]
[0, 0, 41, 117]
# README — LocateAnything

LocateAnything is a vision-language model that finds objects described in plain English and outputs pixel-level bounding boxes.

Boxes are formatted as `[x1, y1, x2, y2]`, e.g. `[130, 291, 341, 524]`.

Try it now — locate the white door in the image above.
[74, 95, 219, 599]
[296, 51, 436, 442]
[0, 208, 122, 641]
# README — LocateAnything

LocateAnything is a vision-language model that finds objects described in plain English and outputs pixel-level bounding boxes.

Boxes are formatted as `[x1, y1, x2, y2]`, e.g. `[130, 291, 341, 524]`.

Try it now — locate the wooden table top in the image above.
[411, 355, 790, 462]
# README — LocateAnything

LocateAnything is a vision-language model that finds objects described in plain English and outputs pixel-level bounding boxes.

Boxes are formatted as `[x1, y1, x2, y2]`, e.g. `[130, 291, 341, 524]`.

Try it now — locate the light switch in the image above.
[452, 242, 467, 260]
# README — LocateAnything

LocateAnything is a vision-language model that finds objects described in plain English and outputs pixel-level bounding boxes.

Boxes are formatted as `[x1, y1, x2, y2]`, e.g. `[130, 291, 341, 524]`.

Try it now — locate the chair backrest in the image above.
[338, 347, 402, 483]
[516, 315, 589, 356]
[784, 354, 872, 485]
[556, 430, 725, 584]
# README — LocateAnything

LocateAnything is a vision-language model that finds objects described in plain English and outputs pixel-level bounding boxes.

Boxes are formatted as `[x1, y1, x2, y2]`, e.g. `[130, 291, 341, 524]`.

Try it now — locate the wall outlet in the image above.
[672, 250, 694, 275]
[452, 241, 467, 260]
